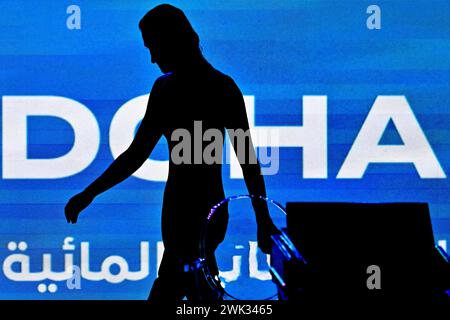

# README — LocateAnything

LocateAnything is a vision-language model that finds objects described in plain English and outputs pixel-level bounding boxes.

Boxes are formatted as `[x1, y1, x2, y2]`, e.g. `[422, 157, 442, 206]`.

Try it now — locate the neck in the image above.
[174, 55, 209, 73]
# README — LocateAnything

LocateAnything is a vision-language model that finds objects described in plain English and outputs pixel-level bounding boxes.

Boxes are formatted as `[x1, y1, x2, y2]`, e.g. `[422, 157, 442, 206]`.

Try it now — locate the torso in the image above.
[154, 62, 230, 258]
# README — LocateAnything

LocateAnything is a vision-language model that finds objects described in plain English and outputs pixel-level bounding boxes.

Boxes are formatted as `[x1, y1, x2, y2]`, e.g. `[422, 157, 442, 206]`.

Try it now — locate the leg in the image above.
[148, 251, 186, 301]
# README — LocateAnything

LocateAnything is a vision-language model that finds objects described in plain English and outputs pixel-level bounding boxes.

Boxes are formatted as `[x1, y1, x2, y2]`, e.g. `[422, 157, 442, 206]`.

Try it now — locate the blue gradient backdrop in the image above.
[0, 0, 449, 299]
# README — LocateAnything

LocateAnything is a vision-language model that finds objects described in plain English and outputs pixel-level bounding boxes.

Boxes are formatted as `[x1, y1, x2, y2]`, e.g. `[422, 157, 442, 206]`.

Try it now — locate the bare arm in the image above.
[225, 78, 267, 202]
[65, 79, 164, 222]
[84, 104, 162, 198]
[225, 77, 279, 252]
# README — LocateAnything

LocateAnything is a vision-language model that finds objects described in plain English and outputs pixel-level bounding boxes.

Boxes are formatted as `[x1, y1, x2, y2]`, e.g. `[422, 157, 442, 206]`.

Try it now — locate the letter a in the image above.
[338, 96, 446, 179]
[366, 265, 381, 290]
[366, 5, 381, 30]
[66, 5, 81, 30]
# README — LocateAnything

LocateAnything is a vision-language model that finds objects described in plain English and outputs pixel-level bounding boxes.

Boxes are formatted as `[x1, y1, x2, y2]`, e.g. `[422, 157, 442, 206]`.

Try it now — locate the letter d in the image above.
[2, 96, 99, 179]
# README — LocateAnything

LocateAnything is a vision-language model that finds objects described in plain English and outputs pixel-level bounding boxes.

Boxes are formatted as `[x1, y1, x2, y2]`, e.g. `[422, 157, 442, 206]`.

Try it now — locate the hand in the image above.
[252, 197, 280, 254]
[257, 218, 280, 254]
[65, 191, 94, 224]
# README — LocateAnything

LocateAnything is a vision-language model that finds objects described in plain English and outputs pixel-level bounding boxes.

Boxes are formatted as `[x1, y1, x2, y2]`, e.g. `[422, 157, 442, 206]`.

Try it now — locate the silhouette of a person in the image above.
[65, 4, 278, 301]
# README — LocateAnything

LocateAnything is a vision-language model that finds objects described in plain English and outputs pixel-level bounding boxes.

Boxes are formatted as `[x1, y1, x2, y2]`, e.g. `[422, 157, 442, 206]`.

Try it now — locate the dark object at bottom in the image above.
[270, 202, 450, 302]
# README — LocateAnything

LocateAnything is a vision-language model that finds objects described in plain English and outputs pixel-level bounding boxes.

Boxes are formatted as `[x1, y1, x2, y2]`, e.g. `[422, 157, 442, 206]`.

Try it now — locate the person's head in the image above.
[139, 4, 202, 73]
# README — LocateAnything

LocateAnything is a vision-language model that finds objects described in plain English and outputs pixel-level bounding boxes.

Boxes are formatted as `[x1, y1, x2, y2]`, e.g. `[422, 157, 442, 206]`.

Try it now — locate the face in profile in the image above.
[139, 5, 201, 74]
[144, 37, 176, 74]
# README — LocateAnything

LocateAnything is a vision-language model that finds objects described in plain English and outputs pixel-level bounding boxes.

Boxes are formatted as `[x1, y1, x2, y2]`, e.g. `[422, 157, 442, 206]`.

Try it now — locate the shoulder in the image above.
[149, 73, 175, 100]
[208, 69, 242, 97]
[153, 73, 173, 89]
[211, 69, 236, 86]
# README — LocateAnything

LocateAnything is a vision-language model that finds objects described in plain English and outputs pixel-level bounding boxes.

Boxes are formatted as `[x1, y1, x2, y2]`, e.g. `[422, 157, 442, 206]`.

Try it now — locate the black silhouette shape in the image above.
[65, 4, 278, 301]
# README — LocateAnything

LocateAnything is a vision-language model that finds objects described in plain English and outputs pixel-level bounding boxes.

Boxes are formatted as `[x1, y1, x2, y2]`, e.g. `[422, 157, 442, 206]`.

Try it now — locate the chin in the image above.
[157, 63, 171, 74]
